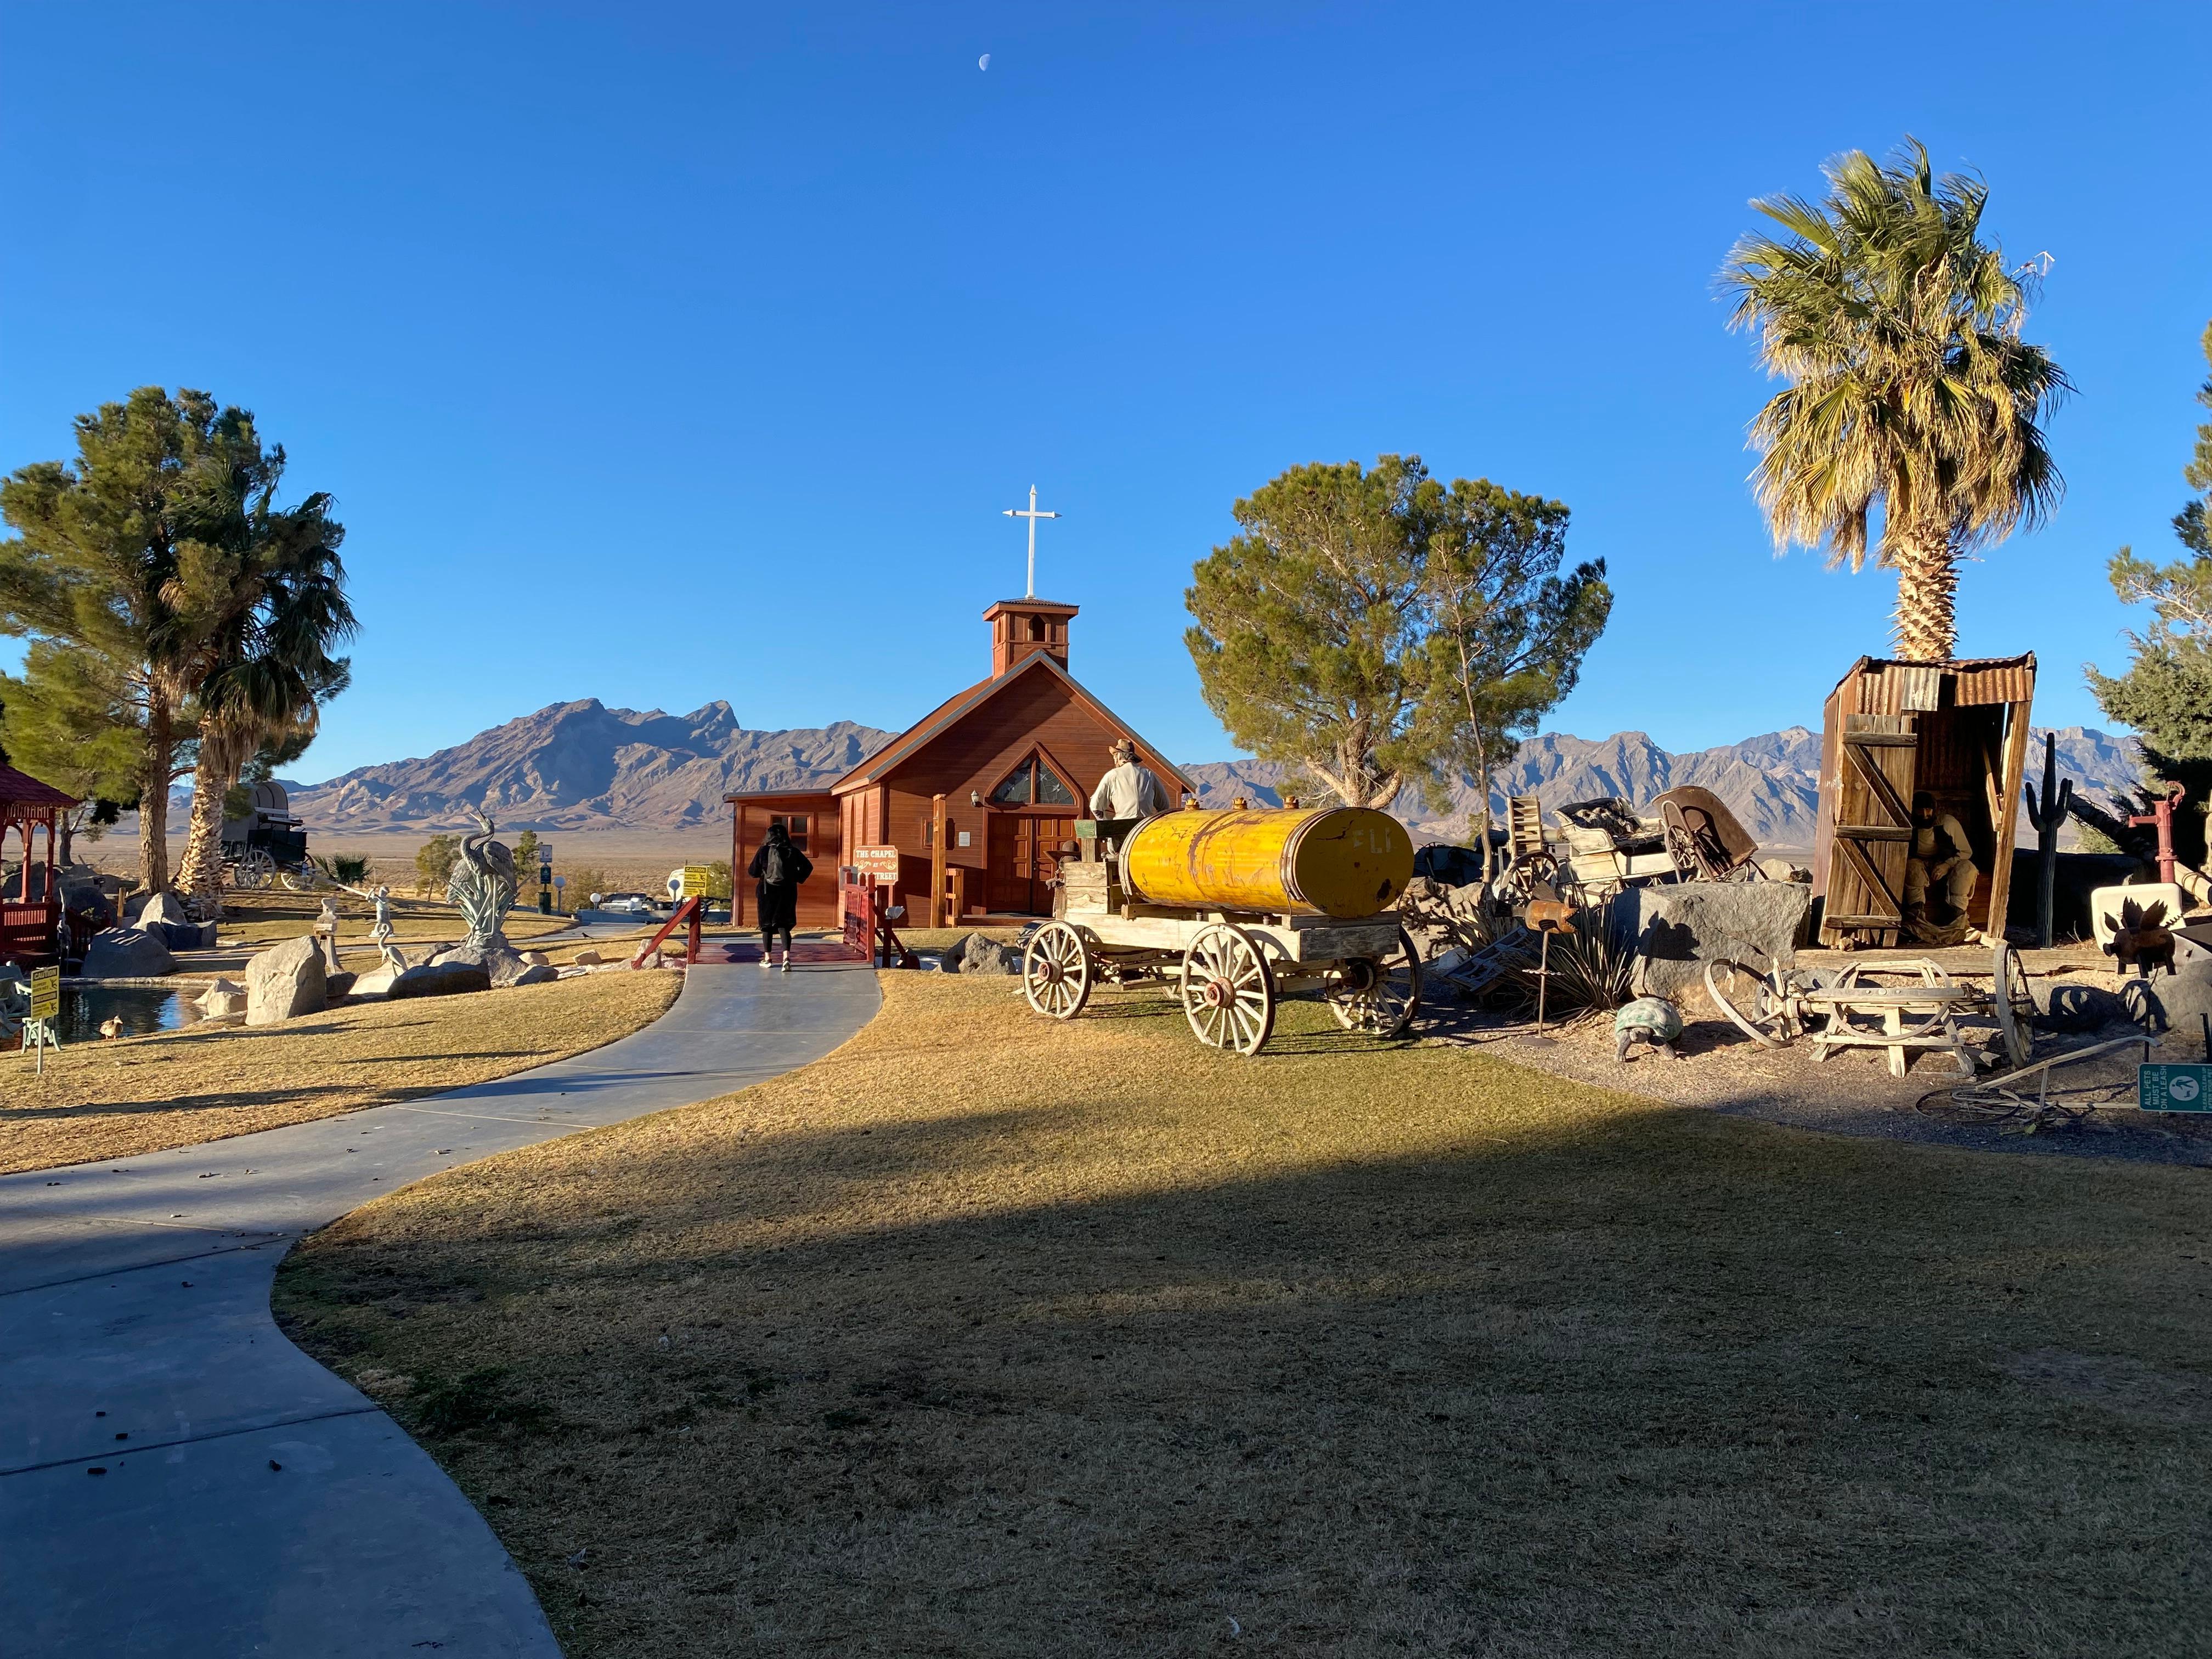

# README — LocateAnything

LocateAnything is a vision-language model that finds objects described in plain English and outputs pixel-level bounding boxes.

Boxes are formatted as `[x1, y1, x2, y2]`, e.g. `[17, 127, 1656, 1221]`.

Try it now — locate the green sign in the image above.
[2139, 1063, 2212, 1112]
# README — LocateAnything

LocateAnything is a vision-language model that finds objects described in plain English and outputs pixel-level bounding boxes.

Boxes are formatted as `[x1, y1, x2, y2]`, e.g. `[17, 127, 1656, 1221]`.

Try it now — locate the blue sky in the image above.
[3, 2, 2208, 782]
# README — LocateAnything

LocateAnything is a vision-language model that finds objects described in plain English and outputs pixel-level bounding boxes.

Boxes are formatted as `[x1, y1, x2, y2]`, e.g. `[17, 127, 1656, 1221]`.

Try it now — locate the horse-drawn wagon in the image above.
[1018, 806, 1423, 1056]
[222, 781, 317, 890]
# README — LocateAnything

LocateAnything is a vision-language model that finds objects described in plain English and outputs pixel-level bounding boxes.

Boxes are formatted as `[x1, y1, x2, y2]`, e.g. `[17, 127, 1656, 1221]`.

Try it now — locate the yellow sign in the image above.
[853, 845, 901, 882]
[29, 965, 60, 1021]
[680, 865, 718, 899]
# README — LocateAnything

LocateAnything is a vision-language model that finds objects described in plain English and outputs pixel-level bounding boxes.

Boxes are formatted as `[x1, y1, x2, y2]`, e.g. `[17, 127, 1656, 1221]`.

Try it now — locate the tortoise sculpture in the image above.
[1613, 996, 1685, 1063]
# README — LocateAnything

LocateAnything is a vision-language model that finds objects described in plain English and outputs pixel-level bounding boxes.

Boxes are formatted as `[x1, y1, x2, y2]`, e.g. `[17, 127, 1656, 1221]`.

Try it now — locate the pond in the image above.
[48, 983, 196, 1043]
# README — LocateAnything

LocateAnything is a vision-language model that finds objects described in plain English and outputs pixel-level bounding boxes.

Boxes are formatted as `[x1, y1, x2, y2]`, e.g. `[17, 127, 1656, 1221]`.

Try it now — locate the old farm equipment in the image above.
[221, 781, 317, 891]
[1654, 786, 1765, 883]
[1811, 654, 2034, 949]
[1020, 805, 1421, 1056]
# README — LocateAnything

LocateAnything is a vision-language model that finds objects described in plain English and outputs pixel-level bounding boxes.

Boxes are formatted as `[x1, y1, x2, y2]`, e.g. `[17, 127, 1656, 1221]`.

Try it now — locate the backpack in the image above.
[760, 842, 787, 884]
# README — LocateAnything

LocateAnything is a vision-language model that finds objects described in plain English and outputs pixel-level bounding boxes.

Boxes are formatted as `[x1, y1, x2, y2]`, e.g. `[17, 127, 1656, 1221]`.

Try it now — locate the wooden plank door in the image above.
[1820, 714, 1917, 946]
[985, 816, 1027, 913]
[1030, 816, 1074, 912]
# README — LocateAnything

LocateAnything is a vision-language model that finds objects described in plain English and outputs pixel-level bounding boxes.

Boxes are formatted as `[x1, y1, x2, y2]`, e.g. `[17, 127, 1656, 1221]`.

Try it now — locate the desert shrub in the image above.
[313, 853, 373, 886]
[558, 866, 608, 912]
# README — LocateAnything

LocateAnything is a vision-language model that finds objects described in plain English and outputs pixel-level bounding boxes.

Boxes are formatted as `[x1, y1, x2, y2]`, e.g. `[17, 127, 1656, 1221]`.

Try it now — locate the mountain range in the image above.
[263, 699, 2146, 852]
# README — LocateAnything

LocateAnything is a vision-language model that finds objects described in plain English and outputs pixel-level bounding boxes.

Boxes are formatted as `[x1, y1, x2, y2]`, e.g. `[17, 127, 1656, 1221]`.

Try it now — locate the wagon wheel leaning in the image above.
[1180, 924, 1276, 1056]
[1498, 849, 1561, 903]
[280, 862, 320, 893]
[1022, 921, 1094, 1020]
[1989, 940, 2035, 1071]
[1703, 958, 1792, 1048]
[1663, 823, 1707, 883]
[1327, 927, 1424, 1037]
[231, 848, 275, 890]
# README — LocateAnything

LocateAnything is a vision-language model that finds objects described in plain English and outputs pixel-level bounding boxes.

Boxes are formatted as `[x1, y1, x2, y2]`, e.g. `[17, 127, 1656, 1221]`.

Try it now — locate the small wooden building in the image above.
[1, 764, 80, 966]
[1810, 653, 2035, 948]
[727, 597, 1191, 928]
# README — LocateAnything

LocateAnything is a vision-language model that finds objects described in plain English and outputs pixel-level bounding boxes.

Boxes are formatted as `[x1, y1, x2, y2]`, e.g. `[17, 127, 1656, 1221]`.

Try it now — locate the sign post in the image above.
[2139, 1063, 2212, 1113]
[26, 965, 61, 1075]
[539, 840, 554, 914]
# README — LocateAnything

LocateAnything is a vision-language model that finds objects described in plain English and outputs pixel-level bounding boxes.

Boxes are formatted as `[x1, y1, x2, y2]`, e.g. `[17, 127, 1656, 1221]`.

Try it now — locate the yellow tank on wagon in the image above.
[1120, 806, 1413, 919]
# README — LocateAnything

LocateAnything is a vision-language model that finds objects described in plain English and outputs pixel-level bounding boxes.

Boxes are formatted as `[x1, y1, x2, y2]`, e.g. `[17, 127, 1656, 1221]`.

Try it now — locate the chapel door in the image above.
[984, 815, 1076, 914]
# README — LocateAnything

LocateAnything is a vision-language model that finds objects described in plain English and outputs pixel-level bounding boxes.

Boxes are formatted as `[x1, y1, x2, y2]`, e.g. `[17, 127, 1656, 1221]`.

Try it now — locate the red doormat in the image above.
[691, 939, 869, 964]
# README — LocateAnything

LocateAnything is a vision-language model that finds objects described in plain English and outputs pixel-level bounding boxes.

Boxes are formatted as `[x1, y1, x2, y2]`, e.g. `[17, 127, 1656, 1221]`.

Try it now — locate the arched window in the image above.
[989, 753, 1076, 806]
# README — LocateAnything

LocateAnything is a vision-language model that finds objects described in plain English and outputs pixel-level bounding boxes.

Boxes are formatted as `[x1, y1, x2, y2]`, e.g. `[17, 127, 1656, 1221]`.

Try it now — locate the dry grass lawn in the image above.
[274, 975, 2211, 1658]
[1, 971, 680, 1173]
[210, 888, 580, 949]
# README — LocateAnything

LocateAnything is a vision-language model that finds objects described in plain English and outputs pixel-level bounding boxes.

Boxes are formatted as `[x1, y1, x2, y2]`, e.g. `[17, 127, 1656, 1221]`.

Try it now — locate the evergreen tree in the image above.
[0, 388, 280, 894]
[2086, 321, 2212, 864]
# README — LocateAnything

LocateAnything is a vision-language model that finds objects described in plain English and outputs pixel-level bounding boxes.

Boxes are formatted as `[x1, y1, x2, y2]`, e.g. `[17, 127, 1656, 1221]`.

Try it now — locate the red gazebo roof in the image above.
[0, 766, 80, 810]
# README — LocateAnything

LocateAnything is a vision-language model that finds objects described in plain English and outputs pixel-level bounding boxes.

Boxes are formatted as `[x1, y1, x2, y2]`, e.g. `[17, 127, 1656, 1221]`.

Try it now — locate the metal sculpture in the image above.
[2020, 732, 2073, 949]
[448, 811, 518, 948]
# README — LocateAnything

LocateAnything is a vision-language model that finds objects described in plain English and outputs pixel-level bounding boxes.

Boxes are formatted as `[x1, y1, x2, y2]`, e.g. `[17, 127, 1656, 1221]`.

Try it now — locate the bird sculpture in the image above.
[447, 810, 519, 949]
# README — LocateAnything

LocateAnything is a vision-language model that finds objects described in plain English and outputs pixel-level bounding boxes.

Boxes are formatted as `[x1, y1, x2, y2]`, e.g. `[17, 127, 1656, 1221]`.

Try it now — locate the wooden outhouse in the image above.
[1, 764, 79, 967]
[1810, 653, 2035, 948]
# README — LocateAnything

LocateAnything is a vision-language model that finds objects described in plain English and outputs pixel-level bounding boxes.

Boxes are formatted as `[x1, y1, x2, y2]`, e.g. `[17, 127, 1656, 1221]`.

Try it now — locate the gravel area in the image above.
[1432, 944, 2212, 1169]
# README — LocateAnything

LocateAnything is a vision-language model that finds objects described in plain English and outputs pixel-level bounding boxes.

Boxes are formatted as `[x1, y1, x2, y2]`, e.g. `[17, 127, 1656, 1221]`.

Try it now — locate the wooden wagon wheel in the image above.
[1499, 849, 1561, 902]
[1326, 927, 1424, 1037]
[1663, 823, 1706, 882]
[1022, 921, 1094, 1020]
[280, 862, 320, 893]
[1180, 924, 1276, 1056]
[231, 848, 274, 890]
[1989, 940, 2035, 1071]
[1703, 958, 1793, 1048]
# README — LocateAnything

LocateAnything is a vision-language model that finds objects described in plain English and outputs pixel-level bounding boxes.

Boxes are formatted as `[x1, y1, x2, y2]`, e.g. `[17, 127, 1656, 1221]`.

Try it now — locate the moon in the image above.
[978, 53, 990, 70]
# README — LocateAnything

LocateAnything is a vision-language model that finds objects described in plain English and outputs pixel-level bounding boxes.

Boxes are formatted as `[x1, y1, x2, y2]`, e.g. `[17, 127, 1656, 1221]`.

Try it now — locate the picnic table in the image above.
[1706, 946, 2034, 1078]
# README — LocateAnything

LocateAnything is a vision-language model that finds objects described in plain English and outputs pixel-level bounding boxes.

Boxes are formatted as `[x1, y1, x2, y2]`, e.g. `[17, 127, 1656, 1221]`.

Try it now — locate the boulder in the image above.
[959, 933, 1020, 977]
[81, 927, 175, 979]
[138, 890, 193, 930]
[572, 947, 603, 966]
[427, 938, 534, 988]
[324, 970, 358, 1000]
[511, 963, 559, 987]
[347, 964, 402, 998]
[2137, 967, 2212, 1040]
[388, 961, 492, 1000]
[522, 950, 550, 967]
[196, 978, 247, 1018]
[1615, 880, 1814, 1001]
[246, 934, 328, 1026]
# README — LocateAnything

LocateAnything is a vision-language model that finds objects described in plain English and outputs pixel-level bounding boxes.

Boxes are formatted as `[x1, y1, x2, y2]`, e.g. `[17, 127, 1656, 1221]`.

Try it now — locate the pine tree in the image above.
[2086, 321, 2212, 864]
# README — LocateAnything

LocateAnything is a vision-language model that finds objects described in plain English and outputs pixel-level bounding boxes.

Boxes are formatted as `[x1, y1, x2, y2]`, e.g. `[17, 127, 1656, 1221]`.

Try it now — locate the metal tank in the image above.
[1120, 806, 1413, 919]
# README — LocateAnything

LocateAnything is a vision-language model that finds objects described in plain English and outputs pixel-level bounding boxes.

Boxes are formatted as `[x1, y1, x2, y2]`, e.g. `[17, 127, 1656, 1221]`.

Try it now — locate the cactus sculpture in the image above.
[2021, 731, 2073, 949]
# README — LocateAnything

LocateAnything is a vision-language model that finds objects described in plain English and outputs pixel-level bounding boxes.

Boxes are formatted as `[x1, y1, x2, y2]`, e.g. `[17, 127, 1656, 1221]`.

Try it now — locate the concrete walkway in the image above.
[0, 961, 881, 1658]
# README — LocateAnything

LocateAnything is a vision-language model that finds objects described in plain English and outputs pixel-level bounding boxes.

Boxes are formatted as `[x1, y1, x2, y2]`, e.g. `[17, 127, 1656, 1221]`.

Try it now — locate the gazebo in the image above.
[1, 765, 80, 966]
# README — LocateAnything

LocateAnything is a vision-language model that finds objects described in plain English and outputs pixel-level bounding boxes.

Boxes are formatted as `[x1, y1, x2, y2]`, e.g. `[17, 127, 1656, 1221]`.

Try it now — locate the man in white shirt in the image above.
[1088, 738, 1173, 822]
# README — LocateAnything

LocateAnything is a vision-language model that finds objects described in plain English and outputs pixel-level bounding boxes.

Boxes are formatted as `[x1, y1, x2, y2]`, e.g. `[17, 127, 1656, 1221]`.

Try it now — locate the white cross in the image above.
[1002, 484, 1060, 599]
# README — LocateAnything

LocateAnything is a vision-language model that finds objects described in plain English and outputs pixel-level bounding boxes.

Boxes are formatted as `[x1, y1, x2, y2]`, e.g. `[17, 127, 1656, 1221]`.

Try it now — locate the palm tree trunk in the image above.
[1888, 524, 1960, 661]
[176, 730, 244, 921]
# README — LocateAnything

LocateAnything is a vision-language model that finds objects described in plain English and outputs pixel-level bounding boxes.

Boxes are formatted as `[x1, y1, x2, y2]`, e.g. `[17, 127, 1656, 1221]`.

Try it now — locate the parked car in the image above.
[595, 891, 662, 916]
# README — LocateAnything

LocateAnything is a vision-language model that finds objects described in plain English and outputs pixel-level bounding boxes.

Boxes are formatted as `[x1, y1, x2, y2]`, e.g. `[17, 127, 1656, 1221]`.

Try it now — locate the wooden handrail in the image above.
[629, 895, 704, 968]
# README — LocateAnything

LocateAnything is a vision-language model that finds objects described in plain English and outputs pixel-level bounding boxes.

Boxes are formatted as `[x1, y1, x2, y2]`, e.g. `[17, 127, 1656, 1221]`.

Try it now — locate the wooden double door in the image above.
[985, 814, 1076, 915]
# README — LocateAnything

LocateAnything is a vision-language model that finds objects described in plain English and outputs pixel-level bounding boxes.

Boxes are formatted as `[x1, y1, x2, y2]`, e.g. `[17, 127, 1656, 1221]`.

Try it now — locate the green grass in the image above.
[274, 973, 2212, 1658]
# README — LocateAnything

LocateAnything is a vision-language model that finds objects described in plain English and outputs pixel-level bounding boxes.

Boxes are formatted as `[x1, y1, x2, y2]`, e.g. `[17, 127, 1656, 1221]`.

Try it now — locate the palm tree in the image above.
[172, 484, 353, 918]
[1721, 139, 2070, 661]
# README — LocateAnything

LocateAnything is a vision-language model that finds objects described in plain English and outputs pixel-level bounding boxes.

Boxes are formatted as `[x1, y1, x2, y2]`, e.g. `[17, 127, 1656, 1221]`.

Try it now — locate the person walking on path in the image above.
[749, 820, 813, 970]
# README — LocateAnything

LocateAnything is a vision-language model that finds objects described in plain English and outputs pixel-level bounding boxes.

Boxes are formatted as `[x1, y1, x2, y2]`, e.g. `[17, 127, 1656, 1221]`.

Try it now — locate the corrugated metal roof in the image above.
[1830, 652, 2036, 711]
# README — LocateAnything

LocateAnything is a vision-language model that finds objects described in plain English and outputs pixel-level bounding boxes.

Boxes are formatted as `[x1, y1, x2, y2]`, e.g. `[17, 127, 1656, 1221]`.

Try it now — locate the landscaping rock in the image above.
[325, 970, 358, 1000]
[959, 934, 1020, 976]
[1616, 880, 1814, 1001]
[511, 963, 559, 987]
[388, 961, 492, 1000]
[427, 938, 534, 988]
[522, 950, 550, 967]
[347, 964, 402, 998]
[246, 934, 328, 1026]
[2040, 982, 2133, 1034]
[82, 927, 175, 979]
[196, 978, 247, 1018]
[573, 947, 603, 966]
[138, 890, 191, 930]
[2137, 967, 2212, 1039]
